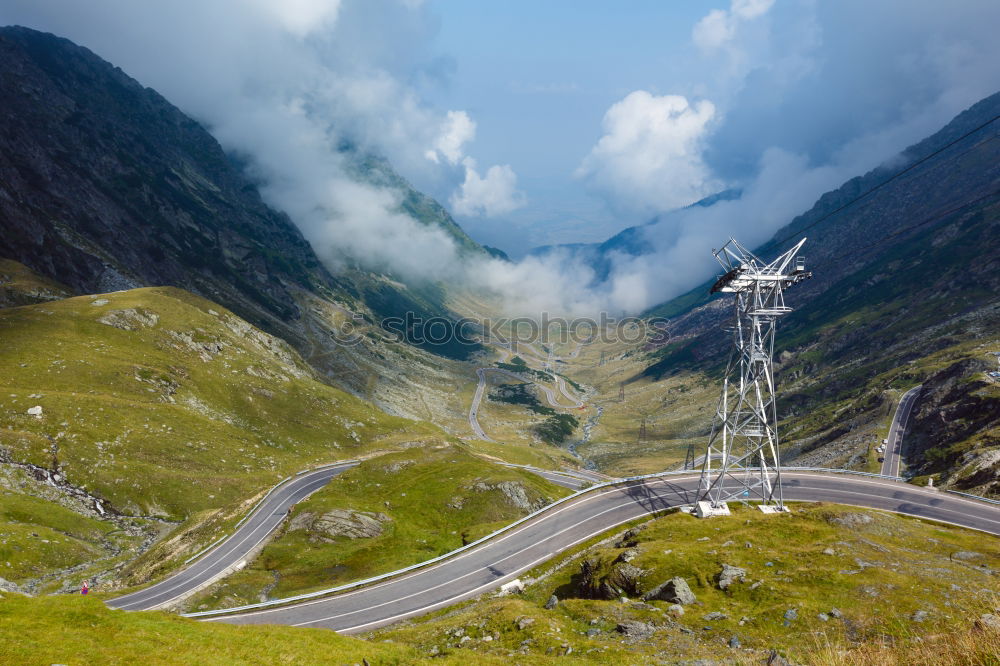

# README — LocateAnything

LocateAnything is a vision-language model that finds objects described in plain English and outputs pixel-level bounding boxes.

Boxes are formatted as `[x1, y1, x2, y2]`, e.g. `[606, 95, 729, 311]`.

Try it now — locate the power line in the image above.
[770, 113, 1000, 250]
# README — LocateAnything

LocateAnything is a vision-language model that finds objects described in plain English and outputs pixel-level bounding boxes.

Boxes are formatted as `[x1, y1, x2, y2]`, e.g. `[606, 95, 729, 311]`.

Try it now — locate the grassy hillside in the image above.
[0, 594, 483, 666]
[374, 503, 1000, 664]
[187, 444, 571, 610]
[0, 286, 448, 520]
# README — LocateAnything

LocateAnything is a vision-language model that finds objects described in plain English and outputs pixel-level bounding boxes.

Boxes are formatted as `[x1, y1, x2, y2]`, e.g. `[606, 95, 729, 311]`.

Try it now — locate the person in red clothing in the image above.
[81, 580, 89, 595]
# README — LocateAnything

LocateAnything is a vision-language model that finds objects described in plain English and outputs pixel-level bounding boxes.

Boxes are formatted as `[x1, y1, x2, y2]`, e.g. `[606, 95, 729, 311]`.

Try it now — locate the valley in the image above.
[0, 18, 998, 666]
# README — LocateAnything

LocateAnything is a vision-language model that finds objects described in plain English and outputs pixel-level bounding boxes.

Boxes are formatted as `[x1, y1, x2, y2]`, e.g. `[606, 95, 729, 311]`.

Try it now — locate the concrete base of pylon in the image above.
[695, 500, 731, 518]
[757, 504, 791, 514]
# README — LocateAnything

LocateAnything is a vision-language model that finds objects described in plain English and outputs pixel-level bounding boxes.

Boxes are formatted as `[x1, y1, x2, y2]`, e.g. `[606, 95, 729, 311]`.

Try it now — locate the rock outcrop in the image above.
[288, 509, 391, 542]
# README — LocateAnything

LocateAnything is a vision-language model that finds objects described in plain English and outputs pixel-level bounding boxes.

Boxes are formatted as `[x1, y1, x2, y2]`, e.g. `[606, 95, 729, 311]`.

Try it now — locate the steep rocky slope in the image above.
[904, 355, 1000, 494]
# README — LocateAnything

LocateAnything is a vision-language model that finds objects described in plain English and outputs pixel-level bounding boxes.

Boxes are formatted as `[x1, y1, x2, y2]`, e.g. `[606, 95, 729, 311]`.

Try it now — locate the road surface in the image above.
[469, 368, 495, 441]
[107, 463, 356, 611]
[181, 470, 1000, 633]
[497, 462, 608, 488]
[881, 386, 922, 478]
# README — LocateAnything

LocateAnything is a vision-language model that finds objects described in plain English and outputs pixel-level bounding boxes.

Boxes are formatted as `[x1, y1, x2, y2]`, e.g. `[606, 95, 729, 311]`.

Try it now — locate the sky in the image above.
[2, 1, 999, 315]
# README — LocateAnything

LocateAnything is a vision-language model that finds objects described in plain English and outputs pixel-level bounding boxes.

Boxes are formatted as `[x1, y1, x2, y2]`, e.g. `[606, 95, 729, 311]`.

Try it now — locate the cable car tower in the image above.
[696, 238, 811, 517]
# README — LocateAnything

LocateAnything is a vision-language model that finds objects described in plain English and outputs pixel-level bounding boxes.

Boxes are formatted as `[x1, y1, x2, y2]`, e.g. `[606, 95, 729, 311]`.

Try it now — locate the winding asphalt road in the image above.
[469, 367, 584, 441]
[881, 385, 922, 478]
[185, 471, 1000, 633]
[469, 339, 586, 442]
[107, 463, 357, 611]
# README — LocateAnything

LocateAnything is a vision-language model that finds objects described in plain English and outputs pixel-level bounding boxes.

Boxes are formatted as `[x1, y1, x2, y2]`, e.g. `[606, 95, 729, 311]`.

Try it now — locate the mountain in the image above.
[0, 25, 489, 420]
[636, 91, 1000, 490]
[529, 189, 741, 282]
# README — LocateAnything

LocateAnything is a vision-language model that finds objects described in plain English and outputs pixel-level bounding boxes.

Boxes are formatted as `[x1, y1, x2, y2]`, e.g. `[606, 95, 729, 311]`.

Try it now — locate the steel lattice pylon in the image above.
[697, 237, 811, 513]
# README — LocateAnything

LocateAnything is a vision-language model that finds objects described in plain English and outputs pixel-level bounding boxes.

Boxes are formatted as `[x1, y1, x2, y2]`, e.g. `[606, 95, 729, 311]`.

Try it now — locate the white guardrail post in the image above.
[180, 464, 935, 619]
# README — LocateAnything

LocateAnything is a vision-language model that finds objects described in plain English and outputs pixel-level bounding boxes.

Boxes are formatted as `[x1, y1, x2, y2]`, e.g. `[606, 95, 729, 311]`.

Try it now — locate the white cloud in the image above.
[692, 0, 774, 51]
[732, 0, 775, 21]
[250, 0, 342, 37]
[450, 158, 526, 217]
[576, 91, 720, 215]
[425, 110, 476, 165]
[692, 10, 735, 51]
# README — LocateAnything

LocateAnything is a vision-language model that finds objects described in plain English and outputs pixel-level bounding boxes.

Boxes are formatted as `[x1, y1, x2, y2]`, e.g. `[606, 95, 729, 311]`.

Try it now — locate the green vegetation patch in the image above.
[535, 414, 579, 445]
[489, 383, 555, 416]
[0, 259, 72, 308]
[496, 362, 554, 383]
[0, 490, 115, 583]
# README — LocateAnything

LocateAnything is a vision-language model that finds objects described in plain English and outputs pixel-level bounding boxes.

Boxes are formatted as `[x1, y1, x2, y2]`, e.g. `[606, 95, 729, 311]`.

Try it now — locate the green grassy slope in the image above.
[0, 487, 113, 582]
[188, 444, 571, 610]
[0, 259, 72, 307]
[0, 286, 448, 521]
[0, 594, 488, 666]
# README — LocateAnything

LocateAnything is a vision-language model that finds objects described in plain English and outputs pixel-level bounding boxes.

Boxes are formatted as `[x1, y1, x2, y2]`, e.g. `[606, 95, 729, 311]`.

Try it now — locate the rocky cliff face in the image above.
[905, 357, 1000, 494]
[0, 26, 330, 328]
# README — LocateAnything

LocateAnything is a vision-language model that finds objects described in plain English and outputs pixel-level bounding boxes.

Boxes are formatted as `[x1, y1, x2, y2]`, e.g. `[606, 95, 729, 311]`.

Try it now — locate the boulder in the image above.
[545, 594, 559, 610]
[975, 613, 1000, 631]
[97, 308, 159, 330]
[616, 525, 646, 548]
[767, 650, 792, 666]
[515, 616, 535, 630]
[26, 405, 42, 417]
[470, 480, 544, 512]
[643, 577, 697, 605]
[717, 564, 747, 590]
[577, 558, 647, 600]
[601, 563, 646, 599]
[616, 620, 656, 639]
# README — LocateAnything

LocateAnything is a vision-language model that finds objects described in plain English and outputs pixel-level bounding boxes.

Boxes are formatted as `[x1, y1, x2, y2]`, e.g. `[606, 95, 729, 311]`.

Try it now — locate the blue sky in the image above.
[2, 1, 999, 313]
[423, 1, 713, 251]
[416, 1, 1000, 255]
